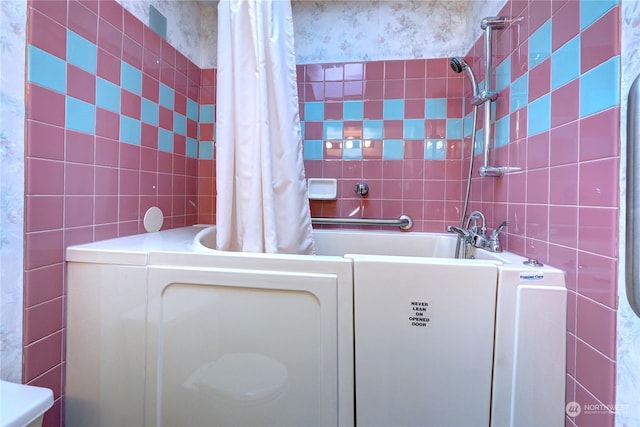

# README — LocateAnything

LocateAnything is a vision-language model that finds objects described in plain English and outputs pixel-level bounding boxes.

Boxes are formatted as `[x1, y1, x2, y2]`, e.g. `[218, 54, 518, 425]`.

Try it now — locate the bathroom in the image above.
[1, 0, 639, 426]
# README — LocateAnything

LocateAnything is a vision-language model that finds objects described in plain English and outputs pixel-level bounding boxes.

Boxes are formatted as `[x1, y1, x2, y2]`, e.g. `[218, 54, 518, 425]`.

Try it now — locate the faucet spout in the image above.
[446, 225, 470, 239]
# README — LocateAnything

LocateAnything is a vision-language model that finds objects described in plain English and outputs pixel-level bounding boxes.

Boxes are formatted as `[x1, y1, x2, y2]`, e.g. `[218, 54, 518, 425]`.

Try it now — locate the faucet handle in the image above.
[491, 220, 508, 238]
[488, 221, 507, 252]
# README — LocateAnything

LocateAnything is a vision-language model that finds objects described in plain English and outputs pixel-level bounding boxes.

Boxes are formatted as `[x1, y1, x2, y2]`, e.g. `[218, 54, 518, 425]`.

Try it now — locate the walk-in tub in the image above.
[65, 225, 566, 427]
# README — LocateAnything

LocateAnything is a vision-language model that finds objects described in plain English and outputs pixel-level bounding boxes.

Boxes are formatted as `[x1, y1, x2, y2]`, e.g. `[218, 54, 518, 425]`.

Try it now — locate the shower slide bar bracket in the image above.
[311, 214, 413, 231]
[626, 73, 640, 319]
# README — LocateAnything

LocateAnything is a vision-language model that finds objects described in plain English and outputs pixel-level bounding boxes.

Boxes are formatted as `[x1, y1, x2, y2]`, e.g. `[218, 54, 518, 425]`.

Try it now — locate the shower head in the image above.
[450, 57, 479, 98]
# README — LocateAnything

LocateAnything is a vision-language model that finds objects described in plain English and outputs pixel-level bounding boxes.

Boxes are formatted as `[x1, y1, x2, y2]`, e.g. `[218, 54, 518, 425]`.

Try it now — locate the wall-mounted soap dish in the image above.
[307, 178, 337, 200]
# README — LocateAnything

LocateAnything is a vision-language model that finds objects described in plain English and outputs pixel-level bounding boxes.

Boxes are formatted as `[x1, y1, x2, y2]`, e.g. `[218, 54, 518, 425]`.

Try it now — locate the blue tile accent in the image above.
[446, 118, 463, 139]
[158, 128, 173, 152]
[67, 30, 96, 74]
[580, 0, 617, 30]
[475, 129, 484, 155]
[510, 72, 529, 112]
[404, 119, 425, 139]
[343, 140, 362, 159]
[495, 116, 510, 148]
[383, 99, 404, 120]
[121, 62, 142, 95]
[463, 112, 474, 138]
[300, 122, 305, 139]
[141, 98, 159, 126]
[303, 140, 323, 160]
[343, 100, 364, 120]
[66, 96, 95, 134]
[173, 112, 187, 136]
[496, 57, 511, 92]
[119, 116, 141, 145]
[529, 20, 552, 69]
[200, 104, 214, 123]
[424, 139, 446, 160]
[323, 121, 343, 140]
[425, 98, 447, 119]
[199, 141, 214, 159]
[362, 120, 383, 139]
[28, 45, 66, 93]
[528, 93, 551, 136]
[552, 35, 580, 90]
[382, 139, 404, 159]
[580, 56, 620, 117]
[96, 77, 120, 113]
[186, 137, 198, 158]
[187, 99, 198, 121]
[159, 83, 174, 109]
[304, 102, 324, 121]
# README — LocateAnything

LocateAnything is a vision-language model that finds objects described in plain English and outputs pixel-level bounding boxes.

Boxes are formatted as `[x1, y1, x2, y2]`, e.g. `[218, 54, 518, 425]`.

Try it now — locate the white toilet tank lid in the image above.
[0, 380, 53, 427]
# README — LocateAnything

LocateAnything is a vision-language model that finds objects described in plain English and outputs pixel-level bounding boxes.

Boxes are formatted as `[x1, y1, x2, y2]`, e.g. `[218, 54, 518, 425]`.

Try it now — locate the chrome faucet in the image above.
[447, 211, 507, 254]
[488, 220, 508, 252]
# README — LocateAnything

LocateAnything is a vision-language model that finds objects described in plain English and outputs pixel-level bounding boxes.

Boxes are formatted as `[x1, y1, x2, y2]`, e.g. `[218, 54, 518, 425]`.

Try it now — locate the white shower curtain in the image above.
[216, 0, 314, 254]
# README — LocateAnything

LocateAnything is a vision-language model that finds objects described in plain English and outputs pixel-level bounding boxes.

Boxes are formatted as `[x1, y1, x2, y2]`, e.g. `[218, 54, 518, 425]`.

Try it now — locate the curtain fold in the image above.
[216, 0, 314, 254]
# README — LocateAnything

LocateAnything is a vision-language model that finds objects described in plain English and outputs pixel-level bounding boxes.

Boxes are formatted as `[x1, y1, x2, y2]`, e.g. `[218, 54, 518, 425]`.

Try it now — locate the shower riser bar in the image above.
[311, 214, 413, 230]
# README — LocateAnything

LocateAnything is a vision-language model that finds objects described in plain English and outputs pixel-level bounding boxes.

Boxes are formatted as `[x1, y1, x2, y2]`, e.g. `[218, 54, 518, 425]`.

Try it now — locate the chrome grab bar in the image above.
[311, 214, 413, 230]
[626, 73, 640, 318]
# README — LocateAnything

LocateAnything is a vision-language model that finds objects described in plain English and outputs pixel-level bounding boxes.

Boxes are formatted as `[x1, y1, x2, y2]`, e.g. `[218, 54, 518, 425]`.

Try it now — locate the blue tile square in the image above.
[119, 116, 141, 145]
[495, 115, 510, 148]
[343, 100, 364, 120]
[496, 57, 512, 92]
[510, 73, 529, 112]
[67, 30, 96, 74]
[199, 141, 214, 159]
[200, 104, 214, 123]
[173, 112, 187, 136]
[362, 120, 383, 139]
[141, 98, 159, 126]
[186, 137, 198, 158]
[404, 119, 425, 139]
[187, 99, 198, 121]
[28, 45, 66, 93]
[324, 121, 343, 140]
[303, 140, 323, 160]
[424, 139, 446, 160]
[383, 99, 404, 120]
[446, 118, 463, 139]
[96, 78, 120, 113]
[304, 102, 324, 121]
[158, 128, 173, 152]
[529, 20, 552, 69]
[474, 129, 484, 155]
[528, 93, 551, 136]
[121, 62, 142, 95]
[552, 36, 580, 90]
[580, 0, 617, 30]
[343, 140, 362, 159]
[159, 83, 174, 109]
[66, 96, 96, 134]
[426, 98, 447, 119]
[580, 56, 620, 117]
[463, 112, 474, 138]
[382, 139, 404, 159]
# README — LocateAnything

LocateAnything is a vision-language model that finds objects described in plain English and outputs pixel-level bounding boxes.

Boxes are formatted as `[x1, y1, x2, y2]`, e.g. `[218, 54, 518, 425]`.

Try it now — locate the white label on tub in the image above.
[520, 271, 544, 281]
[409, 301, 430, 327]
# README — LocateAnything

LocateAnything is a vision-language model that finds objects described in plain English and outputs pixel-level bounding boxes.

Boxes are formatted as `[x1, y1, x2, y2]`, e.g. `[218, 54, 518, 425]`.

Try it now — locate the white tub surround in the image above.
[66, 226, 566, 427]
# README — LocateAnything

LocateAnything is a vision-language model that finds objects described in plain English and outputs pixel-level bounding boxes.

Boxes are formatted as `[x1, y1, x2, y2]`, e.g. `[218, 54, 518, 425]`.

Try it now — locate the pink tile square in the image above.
[122, 35, 143, 69]
[23, 331, 63, 382]
[187, 79, 199, 102]
[405, 59, 426, 79]
[24, 264, 64, 307]
[549, 121, 579, 166]
[119, 142, 140, 170]
[447, 75, 464, 98]
[495, 86, 510, 120]
[324, 141, 343, 159]
[141, 122, 159, 149]
[404, 79, 425, 100]
[158, 152, 173, 174]
[579, 108, 619, 161]
[577, 251, 617, 308]
[64, 162, 94, 195]
[526, 168, 549, 204]
[123, 8, 144, 44]
[95, 108, 120, 141]
[95, 136, 119, 167]
[425, 119, 445, 139]
[159, 106, 173, 131]
[528, 0, 552, 35]
[26, 196, 64, 233]
[99, 0, 123, 30]
[383, 80, 404, 99]
[402, 179, 424, 200]
[28, 9, 66, 59]
[324, 102, 342, 120]
[97, 47, 121, 85]
[383, 120, 403, 139]
[94, 195, 118, 224]
[324, 64, 343, 82]
[68, 0, 98, 43]
[175, 51, 189, 75]
[28, 84, 65, 126]
[67, 64, 96, 104]
[27, 364, 63, 400]
[574, 382, 615, 427]
[25, 230, 64, 270]
[549, 163, 578, 205]
[188, 60, 200, 86]
[385, 60, 405, 79]
[97, 18, 122, 59]
[575, 339, 615, 407]
[578, 207, 618, 257]
[528, 57, 550, 102]
[404, 99, 425, 119]
[27, 120, 64, 161]
[365, 61, 384, 80]
[511, 41, 528, 81]
[65, 129, 95, 164]
[31, 0, 67, 26]
[578, 158, 618, 207]
[161, 40, 176, 68]
[140, 171, 158, 196]
[174, 92, 187, 116]
[343, 121, 362, 139]
[507, 171, 527, 203]
[325, 82, 343, 101]
[364, 81, 383, 100]
[174, 135, 186, 157]
[95, 223, 118, 240]
[552, 0, 580, 52]
[506, 202, 526, 236]
[548, 204, 577, 247]
[64, 195, 94, 227]
[160, 61, 176, 87]
[403, 159, 424, 179]
[362, 141, 383, 159]
[549, 244, 578, 290]
[94, 165, 119, 195]
[576, 295, 616, 359]
[363, 100, 383, 119]
[550, 79, 579, 128]
[425, 78, 447, 98]
[118, 195, 139, 221]
[580, 7, 620, 74]
[120, 89, 141, 120]
[143, 49, 161, 80]
[27, 158, 64, 195]
[426, 58, 448, 78]
[174, 71, 188, 97]
[382, 160, 403, 179]
[24, 297, 63, 345]
[141, 147, 158, 172]
[525, 204, 549, 241]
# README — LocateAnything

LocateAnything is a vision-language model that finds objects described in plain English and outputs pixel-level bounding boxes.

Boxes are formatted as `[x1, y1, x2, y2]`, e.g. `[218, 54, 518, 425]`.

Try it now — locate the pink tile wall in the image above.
[24, 1, 199, 425]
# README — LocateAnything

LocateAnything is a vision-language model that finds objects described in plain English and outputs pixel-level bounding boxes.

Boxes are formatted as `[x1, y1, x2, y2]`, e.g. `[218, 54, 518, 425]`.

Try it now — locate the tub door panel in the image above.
[145, 266, 341, 427]
[350, 255, 498, 427]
